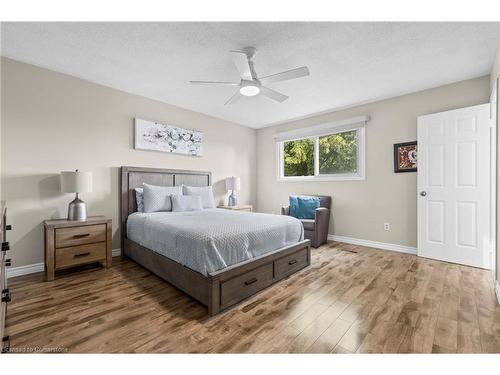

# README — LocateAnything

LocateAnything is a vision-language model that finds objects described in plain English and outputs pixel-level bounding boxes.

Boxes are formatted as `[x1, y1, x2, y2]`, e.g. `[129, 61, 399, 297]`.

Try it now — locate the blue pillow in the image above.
[289, 195, 320, 219]
[289, 195, 299, 217]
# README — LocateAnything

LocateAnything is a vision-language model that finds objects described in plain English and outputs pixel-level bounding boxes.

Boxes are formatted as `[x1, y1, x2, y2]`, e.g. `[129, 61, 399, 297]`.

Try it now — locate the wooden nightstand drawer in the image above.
[45, 216, 112, 281]
[55, 242, 106, 269]
[55, 224, 106, 248]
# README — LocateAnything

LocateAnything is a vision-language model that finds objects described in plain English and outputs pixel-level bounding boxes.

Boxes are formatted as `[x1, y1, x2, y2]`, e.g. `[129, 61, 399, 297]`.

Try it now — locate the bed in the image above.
[120, 166, 311, 316]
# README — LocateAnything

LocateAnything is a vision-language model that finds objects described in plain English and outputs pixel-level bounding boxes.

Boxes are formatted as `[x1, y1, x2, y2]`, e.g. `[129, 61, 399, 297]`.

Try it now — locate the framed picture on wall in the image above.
[393, 141, 417, 173]
[134, 118, 203, 156]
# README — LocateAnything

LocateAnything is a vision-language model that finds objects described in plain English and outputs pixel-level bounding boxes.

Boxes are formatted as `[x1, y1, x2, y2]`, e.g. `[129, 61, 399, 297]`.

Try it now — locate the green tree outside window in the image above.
[319, 130, 358, 174]
[283, 138, 314, 176]
[282, 129, 358, 177]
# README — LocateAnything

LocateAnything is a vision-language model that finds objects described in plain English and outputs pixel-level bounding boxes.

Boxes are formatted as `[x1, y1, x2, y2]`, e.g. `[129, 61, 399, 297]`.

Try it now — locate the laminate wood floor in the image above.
[6, 242, 500, 353]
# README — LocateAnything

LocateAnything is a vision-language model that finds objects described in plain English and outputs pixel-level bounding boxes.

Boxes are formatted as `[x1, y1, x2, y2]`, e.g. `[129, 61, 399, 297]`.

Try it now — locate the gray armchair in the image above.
[281, 195, 332, 248]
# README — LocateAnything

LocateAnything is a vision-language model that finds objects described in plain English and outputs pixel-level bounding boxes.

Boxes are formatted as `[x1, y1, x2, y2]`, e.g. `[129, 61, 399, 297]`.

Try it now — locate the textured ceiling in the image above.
[1, 22, 499, 128]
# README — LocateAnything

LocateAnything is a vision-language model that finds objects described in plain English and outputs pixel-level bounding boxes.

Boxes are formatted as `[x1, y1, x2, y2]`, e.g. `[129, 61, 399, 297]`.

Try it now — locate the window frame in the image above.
[276, 124, 366, 182]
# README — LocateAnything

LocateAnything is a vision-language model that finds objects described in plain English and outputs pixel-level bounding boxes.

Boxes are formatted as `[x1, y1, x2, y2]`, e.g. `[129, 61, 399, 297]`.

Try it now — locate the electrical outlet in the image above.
[384, 222, 391, 231]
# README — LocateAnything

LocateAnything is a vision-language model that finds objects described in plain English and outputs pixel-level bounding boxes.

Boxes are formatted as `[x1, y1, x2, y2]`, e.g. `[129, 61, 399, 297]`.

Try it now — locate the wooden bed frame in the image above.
[120, 166, 311, 316]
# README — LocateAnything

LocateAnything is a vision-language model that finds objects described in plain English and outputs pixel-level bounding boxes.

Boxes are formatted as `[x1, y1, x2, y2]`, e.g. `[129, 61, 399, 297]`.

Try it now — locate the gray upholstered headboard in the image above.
[120, 166, 211, 245]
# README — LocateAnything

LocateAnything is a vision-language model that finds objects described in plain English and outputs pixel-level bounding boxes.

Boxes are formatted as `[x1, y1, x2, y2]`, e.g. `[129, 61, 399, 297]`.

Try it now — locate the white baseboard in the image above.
[7, 262, 45, 278]
[328, 234, 417, 255]
[7, 248, 122, 279]
[496, 281, 500, 305]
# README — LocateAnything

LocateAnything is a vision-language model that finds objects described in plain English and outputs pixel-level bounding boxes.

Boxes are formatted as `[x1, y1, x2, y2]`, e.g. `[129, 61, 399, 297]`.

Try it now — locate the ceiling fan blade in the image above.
[224, 90, 243, 105]
[230, 51, 253, 80]
[260, 86, 288, 103]
[190, 80, 240, 86]
[259, 66, 310, 85]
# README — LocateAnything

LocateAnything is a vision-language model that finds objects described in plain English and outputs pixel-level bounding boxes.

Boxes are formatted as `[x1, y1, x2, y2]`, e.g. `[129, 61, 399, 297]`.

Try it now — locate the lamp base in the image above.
[228, 193, 238, 207]
[67, 194, 87, 221]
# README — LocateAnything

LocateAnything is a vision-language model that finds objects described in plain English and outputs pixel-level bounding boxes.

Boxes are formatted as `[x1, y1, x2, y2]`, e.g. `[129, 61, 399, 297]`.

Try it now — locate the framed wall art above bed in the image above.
[134, 118, 203, 156]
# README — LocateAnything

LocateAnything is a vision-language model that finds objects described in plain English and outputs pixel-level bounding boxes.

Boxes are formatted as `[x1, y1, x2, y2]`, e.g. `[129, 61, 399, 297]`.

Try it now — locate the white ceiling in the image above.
[1, 22, 499, 128]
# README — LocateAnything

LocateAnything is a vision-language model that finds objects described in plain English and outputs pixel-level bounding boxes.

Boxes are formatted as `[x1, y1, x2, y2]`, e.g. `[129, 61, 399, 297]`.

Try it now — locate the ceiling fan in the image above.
[189, 47, 310, 105]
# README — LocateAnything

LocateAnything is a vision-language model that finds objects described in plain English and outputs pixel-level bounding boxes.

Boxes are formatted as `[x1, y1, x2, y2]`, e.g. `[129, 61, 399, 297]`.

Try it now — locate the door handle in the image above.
[420, 191, 427, 197]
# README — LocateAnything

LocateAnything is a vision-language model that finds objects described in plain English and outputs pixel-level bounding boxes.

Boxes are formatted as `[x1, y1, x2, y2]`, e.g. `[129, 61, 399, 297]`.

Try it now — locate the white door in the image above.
[417, 103, 493, 269]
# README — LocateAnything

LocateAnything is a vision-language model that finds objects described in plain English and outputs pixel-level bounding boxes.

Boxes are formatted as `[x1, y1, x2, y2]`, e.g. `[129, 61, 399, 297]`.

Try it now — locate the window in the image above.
[276, 117, 367, 181]
[283, 138, 315, 177]
[318, 130, 358, 175]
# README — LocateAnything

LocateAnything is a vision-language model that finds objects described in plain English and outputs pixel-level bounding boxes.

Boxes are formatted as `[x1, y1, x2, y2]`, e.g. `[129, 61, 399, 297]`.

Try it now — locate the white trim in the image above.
[6, 262, 45, 278]
[274, 115, 369, 142]
[277, 175, 365, 182]
[496, 281, 500, 305]
[314, 136, 320, 176]
[491, 79, 498, 277]
[7, 248, 122, 278]
[328, 234, 417, 255]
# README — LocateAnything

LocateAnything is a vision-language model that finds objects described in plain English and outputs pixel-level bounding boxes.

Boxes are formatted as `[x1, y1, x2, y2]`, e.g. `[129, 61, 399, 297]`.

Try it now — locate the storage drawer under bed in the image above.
[274, 247, 309, 279]
[220, 263, 274, 309]
[218, 247, 309, 311]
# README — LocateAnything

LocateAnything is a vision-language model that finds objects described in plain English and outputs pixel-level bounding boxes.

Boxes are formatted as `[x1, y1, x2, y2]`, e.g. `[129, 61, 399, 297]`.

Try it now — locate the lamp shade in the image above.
[225, 176, 241, 191]
[61, 171, 92, 193]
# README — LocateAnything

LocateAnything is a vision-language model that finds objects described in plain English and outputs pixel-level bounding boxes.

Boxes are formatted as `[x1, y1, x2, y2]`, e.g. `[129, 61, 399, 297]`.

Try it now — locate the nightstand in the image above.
[217, 205, 253, 212]
[44, 216, 112, 281]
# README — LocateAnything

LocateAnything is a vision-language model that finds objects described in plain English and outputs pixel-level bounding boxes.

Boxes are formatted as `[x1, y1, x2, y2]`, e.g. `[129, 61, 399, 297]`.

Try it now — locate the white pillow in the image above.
[171, 195, 203, 212]
[143, 183, 182, 213]
[183, 185, 215, 209]
[135, 187, 144, 212]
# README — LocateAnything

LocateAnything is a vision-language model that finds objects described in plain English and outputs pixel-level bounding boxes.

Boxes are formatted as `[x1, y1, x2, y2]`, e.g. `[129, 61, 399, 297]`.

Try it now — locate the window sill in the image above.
[277, 175, 365, 182]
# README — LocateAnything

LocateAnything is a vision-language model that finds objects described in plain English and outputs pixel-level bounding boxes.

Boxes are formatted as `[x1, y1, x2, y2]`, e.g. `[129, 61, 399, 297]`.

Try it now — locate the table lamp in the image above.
[61, 169, 92, 221]
[225, 176, 241, 206]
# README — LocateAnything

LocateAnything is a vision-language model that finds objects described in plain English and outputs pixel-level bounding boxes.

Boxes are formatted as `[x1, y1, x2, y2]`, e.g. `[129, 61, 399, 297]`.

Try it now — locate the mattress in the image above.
[126, 208, 304, 276]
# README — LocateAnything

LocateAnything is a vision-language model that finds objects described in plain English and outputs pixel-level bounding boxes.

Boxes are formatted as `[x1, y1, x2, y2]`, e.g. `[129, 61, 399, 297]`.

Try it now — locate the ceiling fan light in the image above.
[239, 84, 260, 97]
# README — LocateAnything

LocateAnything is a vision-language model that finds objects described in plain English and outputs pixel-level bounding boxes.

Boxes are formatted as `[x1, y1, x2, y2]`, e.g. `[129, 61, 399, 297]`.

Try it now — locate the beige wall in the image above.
[256, 76, 490, 248]
[1, 58, 257, 267]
